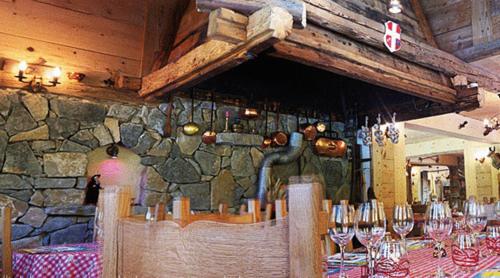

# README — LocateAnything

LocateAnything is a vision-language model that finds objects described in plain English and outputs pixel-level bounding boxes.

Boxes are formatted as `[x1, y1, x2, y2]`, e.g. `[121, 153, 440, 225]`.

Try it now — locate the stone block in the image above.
[216, 133, 263, 146]
[21, 94, 48, 121]
[43, 189, 85, 206]
[49, 223, 87, 245]
[19, 207, 47, 228]
[0, 174, 32, 190]
[210, 169, 236, 209]
[43, 153, 88, 177]
[3, 142, 42, 175]
[35, 178, 76, 189]
[9, 125, 49, 142]
[179, 183, 210, 210]
[5, 104, 37, 136]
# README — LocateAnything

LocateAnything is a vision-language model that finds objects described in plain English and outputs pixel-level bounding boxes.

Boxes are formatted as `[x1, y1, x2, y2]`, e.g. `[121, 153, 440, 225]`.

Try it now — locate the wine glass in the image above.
[425, 201, 453, 278]
[355, 200, 387, 278]
[328, 202, 355, 278]
[392, 203, 414, 247]
[485, 226, 500, 256]
[464, 200, 487, 256]
[376, 239, 410, 277]
[452, 231, 479, 274]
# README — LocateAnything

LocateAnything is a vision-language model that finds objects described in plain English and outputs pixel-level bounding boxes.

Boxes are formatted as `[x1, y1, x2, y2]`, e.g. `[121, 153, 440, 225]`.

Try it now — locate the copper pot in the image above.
[271, 105, 288, 146]
[262, 136, 272, 148]
[300, 123, 317, 141]
[202, 130, 216, 144]
[271, 131, 288, 147]
[313, 137, 347, 158]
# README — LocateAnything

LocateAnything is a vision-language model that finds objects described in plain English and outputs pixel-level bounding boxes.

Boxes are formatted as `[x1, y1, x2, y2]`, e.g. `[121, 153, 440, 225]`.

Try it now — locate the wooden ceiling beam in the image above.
[410, 0, 438, 48]
[139, 6, 293, 98]
[272, 26, 458, 104]
[303, 0, 500, 92]
[196, 0, 306, 28]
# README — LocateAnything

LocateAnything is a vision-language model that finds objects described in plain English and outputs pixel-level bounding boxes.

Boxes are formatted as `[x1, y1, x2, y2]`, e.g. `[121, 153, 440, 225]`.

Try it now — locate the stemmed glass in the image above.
[392, 203, 414, 247]
[485, 226, 500, 256]
[328, 202, 355, 278]
[464, 200, 487, 256]
[355, 200, 387, 278]
[426, 201, 453, 278]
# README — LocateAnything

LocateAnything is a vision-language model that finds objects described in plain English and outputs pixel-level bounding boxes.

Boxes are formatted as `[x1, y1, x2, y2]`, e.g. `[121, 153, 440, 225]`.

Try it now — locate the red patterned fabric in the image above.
[13, 244, 102, 278]
[326, 243, 498, 277]
[451, 245, 479, 267]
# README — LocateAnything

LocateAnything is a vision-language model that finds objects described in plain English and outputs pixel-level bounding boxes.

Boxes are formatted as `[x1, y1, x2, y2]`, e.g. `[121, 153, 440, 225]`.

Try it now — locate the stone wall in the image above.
[0, 88, 349, 247]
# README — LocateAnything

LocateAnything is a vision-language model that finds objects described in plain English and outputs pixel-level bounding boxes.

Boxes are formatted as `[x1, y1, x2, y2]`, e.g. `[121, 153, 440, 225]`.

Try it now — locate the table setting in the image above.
[324, 198, 500, 278]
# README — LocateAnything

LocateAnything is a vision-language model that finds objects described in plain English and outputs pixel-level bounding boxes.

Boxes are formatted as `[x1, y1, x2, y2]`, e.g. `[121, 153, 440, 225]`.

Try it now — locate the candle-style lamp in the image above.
[14, 60, 62, 92]
[15, 60, 28, 82]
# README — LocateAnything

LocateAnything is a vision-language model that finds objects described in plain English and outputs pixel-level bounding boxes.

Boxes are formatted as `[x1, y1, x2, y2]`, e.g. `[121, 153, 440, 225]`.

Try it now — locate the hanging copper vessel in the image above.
[271, 103, 288, 147]
[183, 92, 200, 136]
[313, 113, 346, 158]
[299, 110, 317, 141]
[261, 102, 272, 149]
[202, 92, 217, 144]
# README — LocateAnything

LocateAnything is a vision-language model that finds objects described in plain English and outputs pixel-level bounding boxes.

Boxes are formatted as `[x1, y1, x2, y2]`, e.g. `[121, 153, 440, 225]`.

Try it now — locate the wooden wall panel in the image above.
[0, 0, 144, 78]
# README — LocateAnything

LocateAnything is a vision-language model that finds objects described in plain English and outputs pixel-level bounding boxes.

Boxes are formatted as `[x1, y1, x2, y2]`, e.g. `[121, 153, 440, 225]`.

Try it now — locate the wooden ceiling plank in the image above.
[139, 6, 293, 98]
[303, 0, 500, 92]
[196, 0, 306, 28]
[472, 0, 494, 45]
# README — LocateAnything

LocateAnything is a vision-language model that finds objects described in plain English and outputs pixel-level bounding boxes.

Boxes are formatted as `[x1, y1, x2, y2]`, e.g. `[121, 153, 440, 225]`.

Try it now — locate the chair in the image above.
[101, 177, 326, 278]
[1, 206, 12, 277]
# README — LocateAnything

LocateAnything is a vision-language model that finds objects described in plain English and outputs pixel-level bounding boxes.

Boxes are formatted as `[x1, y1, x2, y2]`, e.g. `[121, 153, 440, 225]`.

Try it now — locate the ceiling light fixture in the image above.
[388, 0, 403, 14]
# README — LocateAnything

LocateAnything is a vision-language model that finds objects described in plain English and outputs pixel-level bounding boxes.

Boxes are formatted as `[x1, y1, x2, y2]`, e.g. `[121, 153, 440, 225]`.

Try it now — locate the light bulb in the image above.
[388, 0, 402, 14]
[484, 118, 490, 127]
[51, 67, 62, 79]
[18, 61, 28, 72]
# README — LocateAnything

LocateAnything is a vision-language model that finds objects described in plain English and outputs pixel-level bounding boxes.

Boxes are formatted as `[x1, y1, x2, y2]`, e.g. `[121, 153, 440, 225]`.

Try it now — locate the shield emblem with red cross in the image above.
[384, 21, 401, 53]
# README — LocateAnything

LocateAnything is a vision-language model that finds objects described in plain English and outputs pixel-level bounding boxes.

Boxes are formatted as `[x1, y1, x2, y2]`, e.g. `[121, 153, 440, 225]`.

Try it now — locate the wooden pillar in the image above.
[288, 177, 322, 278]
[464, 142, 500, 200]
[1, 206, 12, 277]
[371, 123, 407, 218]
[102, 186, 132, 278]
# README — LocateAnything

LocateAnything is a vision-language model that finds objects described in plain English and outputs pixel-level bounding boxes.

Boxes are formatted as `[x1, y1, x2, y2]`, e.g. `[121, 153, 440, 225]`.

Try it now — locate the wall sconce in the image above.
[483, 117, 499, 136]
[388, 0, 403, 14]
[106, 144, 119, 159]
[15, 60, 62, 93]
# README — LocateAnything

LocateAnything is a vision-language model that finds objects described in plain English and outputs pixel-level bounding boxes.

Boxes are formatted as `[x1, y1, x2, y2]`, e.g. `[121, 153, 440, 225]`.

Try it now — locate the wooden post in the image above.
[265, 203, 273, 221]
[247, 199, 261, 223]
[218, 203, 228, 215]
[371, 123, 407, 219]
[102, 186, 132, 278]
[288, 177, 322, 278]
[155, 203, 166, 221]
[173, 197, 190, 223]
[1, 206, 12, 277]
[275, 199, 287, 219]
[322, 199, 333, 256]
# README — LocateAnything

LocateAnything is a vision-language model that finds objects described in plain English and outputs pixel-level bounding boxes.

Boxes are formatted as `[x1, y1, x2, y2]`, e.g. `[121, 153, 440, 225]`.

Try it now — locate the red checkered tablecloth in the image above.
[13, 243, 102, 278]
[326, 243, 499, 278]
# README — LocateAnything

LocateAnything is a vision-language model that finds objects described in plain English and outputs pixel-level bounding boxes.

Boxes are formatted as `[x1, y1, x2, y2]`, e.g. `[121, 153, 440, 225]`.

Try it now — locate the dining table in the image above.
[12, 243, 102, 278]
[325, 240, 499, 277]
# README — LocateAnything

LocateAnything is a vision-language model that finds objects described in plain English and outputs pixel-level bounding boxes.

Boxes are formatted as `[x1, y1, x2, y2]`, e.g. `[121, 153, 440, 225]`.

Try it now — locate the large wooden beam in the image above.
[303, 0, 500, 92]
[140, 6, 293, 97]
[196, 0, 306, 28]
[273, 26, 458, 104]
[410, 0, 438, 48]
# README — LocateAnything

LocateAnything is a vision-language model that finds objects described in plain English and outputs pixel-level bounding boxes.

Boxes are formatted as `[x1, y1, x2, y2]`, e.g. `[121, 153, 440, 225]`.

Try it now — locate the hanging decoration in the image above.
[388, 0, 403, 14]
[385, 112, 400, 144]
[383, 21, 402, 53]
[359, 116, 372, 146]
[373, 114, 385, 147]
[483, 116, 499, 136]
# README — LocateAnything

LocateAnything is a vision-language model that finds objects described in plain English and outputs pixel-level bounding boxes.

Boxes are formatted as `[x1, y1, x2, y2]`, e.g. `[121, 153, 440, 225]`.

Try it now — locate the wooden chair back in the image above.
[103, 178, 324, 278]
[1, 206, 12, 277]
